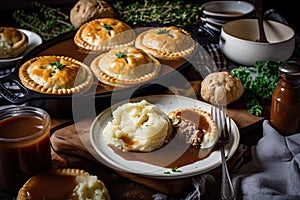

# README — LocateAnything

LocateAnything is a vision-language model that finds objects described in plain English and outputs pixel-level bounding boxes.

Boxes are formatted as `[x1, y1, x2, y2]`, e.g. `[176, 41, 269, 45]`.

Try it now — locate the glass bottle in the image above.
[270, 63, 300, 136]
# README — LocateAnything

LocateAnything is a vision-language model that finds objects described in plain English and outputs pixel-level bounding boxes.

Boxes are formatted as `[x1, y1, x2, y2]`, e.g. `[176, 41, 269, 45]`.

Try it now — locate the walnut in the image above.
[201, 71, 244, 105]
[70, 0, 117, 28]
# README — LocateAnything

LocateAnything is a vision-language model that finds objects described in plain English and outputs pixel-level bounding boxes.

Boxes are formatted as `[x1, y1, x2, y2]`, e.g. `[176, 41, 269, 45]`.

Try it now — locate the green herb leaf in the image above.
[50, 61, 66, 70]
[103, 24, 113, 31]
[171, 167, 182, 173]
[163, 167, 182, 174]
[115, 51, 127, 58]
[157, 29, 173, 37]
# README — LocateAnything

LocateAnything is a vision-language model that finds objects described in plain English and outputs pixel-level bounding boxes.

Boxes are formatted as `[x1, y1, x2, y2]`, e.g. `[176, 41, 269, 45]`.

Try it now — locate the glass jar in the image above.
[270, 63, 300, 136]
[0, 106, 52, 193]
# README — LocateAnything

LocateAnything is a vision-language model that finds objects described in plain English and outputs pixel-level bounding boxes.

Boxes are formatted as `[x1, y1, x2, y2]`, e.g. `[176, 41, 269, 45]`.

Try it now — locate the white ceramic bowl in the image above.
[219, 19, 296, 65]
[202, 1, 254, 18]
[201, 1, 254, 32]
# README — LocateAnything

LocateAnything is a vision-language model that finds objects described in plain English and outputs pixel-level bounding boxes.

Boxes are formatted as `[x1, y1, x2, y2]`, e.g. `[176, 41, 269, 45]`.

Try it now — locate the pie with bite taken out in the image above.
[0, 27, 28, 59]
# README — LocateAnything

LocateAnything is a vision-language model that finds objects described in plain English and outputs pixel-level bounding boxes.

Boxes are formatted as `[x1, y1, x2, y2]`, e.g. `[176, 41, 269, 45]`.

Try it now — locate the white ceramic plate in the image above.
[90, 94, 240, 179]
[0, 29, 42, 68]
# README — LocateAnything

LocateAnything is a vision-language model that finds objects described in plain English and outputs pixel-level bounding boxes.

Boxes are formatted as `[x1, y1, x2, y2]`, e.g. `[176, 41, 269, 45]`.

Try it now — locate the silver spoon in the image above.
[254, 0, 268, 43]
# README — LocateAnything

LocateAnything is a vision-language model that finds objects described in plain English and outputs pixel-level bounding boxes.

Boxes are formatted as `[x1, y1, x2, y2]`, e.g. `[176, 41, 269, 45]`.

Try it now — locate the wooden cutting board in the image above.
[50, 102, 262, 196]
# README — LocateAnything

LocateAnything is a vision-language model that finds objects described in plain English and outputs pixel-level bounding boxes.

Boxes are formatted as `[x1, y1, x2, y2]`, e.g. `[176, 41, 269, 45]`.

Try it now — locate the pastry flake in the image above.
[19, 55, 93, 95]
[74, 18, 135, 52]
[135, 26, 196, 61]
[90, 46, 161, 87]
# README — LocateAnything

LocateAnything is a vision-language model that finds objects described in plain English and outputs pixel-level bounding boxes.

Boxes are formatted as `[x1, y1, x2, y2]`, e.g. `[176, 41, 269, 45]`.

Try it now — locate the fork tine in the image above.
[227, 116, 231, 139]
[211, 105, 219, 133]
[211, 104, 222, 138]
[211, 104, 235, 199]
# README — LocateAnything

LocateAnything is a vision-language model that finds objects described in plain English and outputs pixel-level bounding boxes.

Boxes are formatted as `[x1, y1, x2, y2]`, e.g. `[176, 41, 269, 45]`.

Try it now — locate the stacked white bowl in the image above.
[200, 1, 255, 32]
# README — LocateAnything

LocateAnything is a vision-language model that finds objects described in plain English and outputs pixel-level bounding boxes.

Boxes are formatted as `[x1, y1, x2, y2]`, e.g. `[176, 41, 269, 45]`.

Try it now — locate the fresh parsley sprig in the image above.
[164, 167, 182, 174]
[115, 51, 127, 58]
[50, 61, 66, 70]
[103, 24, 113, 31]
[156, 29, 174, 38]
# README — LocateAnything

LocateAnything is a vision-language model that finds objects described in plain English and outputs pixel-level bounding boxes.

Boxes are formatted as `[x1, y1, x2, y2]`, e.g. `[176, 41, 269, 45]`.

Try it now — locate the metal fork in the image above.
[211, 105, 235, 200]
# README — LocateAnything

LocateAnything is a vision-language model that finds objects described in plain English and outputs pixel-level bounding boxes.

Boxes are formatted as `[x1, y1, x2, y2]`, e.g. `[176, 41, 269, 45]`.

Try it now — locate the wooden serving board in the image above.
[50, 103, 262, 196]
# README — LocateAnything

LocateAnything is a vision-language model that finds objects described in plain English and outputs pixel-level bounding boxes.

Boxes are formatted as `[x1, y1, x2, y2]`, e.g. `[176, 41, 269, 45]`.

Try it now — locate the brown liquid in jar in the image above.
[0, 115, 52, 192]
[22, 171, 77, 200]
[270, 63, 300, 136]
[109, 109, 216, 168]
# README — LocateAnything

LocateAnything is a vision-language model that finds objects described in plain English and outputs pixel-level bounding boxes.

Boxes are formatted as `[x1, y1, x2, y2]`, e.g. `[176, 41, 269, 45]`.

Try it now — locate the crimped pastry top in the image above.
[0, 27, 28, 58]
[19, 55, 93, 95]
[99, 46, 160, 79]
[74, 18, 135, 52]
[16, 168, 110, 200]
[135, 26, 195, 60]
[90, 46, 161, 87]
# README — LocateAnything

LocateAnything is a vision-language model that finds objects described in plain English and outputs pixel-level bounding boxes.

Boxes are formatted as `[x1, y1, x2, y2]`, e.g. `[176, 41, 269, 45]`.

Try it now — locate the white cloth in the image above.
[232, 120, 300, 200]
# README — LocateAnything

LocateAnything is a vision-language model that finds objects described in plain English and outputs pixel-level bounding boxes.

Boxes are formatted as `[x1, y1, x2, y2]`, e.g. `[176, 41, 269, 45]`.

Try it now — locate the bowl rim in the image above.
[202, 0, 255, 18]
[221, 19, 296, 45]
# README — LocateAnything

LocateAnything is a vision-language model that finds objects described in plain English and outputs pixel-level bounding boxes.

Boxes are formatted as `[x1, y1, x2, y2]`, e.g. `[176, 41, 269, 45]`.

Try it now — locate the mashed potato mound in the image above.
[103, 100, 173, 152]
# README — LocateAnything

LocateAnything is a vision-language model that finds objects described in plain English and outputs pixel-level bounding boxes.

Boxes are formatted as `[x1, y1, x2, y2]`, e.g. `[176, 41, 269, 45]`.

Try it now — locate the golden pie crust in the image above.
[90, 46, 161, 87]
[17, 168, 110, 200]
[168, 108, 218, 149]
[19, 55, 93, 95]
[74, 18, 135, 52]
[135, 26, 196, 61]
[0, 27, 28, 59]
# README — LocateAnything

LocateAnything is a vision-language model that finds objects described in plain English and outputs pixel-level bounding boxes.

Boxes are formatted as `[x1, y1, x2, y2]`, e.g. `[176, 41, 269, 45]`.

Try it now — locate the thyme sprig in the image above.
[12, 1, 75, 41]
[113, 0, 203, 27]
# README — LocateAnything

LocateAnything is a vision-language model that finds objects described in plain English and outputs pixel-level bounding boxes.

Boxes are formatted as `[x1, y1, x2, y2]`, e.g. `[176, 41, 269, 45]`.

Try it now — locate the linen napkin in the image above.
[232, 120, 300, 200]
